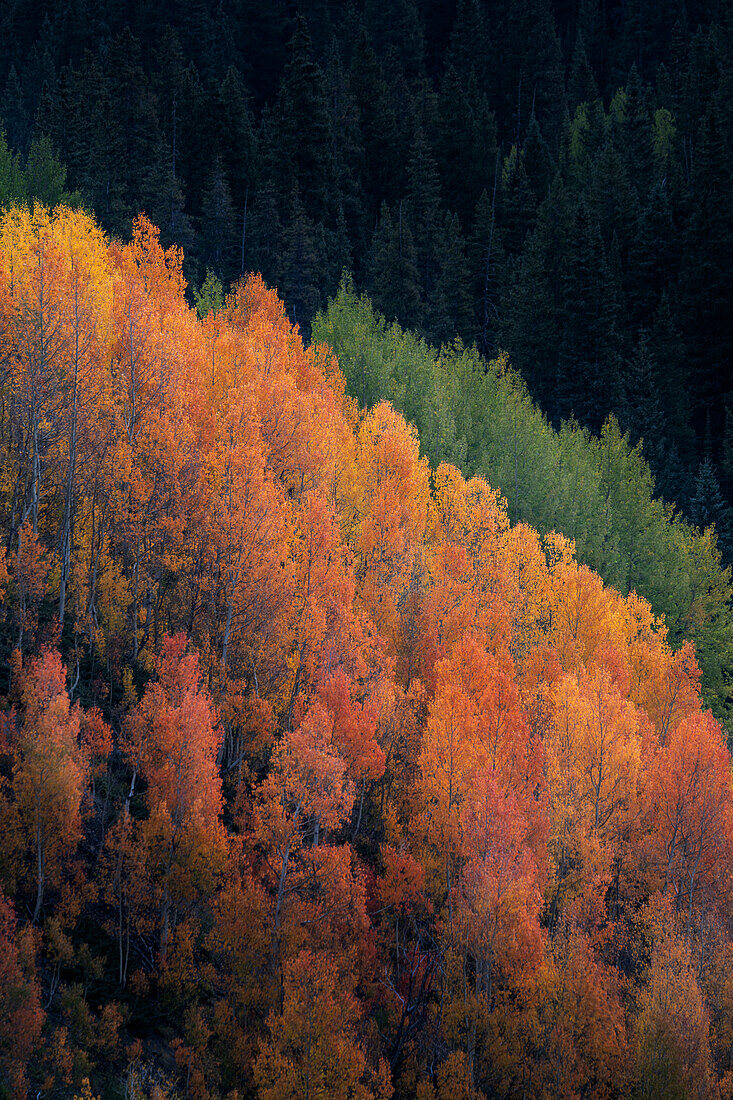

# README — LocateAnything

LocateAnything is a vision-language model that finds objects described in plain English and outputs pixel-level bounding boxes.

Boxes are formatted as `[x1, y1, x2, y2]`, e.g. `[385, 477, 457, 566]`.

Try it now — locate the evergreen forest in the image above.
[1, 1, 733, 1098]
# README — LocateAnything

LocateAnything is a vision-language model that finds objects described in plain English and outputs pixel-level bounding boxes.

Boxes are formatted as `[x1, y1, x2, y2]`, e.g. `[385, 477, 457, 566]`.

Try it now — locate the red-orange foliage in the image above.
[11, 649, 88, 923]
[1, 207, 733, 1099]
[0, 889, 44, 1095]
[121, 634, 227, 963]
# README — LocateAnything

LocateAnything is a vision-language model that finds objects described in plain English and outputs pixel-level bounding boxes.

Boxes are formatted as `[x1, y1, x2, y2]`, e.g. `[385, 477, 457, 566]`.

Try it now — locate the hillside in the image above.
[1, 206, 733, 1099]
[313, 281, 733, 728]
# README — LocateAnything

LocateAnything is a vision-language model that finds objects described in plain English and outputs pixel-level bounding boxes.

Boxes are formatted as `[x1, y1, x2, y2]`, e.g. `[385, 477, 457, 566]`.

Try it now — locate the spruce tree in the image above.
[428, 211, 473, 346]
[648, 292, 694, 460]
[621, 331, 665, 453]
[406, 125, 442, 303]
[523, 115, 553, 206]
[446, 0, 491, 85]
[588, 142, 640, 263]
[0, 128, 25, 206]
[200, 159, 237, 281]
[24, 133, 73, 208]
[277, 14, 334, 222]
[324, 42, 365, 273]
[349, 30, 401, 215]
[194, 269, 224, 318]
[678, 105, 732, 434]
[469, 182, 505, 358]
[282, 192, 321, 332]
[499, 144, 536, 256]
[367, 201, 423, 331]
[435, 65, 497, 230]
[627, 179, 674, 325]
[690, 458, 733, 561]
[557, 201, 623, 428]
[1, 66, 28, 154]
[247, 182, 284, 289]
[617, 66, 655, 202]
[502, 174, 569, 415]
[212, 68, 258, 215]
[567, 33, 599, 112]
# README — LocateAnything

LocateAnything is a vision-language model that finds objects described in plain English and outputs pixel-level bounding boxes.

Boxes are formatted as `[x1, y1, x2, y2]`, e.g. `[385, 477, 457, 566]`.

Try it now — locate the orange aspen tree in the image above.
[121, 634, 227, 964]
[10, 648, 88, 922]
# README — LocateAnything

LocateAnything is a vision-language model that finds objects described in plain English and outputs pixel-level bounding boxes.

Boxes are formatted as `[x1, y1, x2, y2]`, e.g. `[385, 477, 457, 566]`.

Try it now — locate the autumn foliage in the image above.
[1, 206, 733, 1099]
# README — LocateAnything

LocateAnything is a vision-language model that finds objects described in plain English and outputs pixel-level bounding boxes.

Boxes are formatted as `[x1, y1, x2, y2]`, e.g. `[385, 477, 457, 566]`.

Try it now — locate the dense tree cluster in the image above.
[313, 284, 733, 729]
[0, 0, 731, 546]
[1, 206, 733, 1099]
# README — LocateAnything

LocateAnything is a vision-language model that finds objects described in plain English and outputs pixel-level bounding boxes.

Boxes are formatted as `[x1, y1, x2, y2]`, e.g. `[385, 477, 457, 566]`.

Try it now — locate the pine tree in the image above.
[200, 159, 237, 281]
[0, 128, 25, 206]
[567, 33, 599, 112]
[247, 181, 284, 289]
[523, 115, 553, 207]
[1, 66, 28, 154]
[428, 211, 473, 345]
[406, 125, 441, 303]
[435, 65, 497, 230]
[557, 200, 623, 428]
[276, 14, 334, 222]
[282, 192, 322, 332]
[690, 458, 733, 561]
[469, 182, 505, 358]
[349, 29, 401, 216]
[367, 201, 423, 331]
[23, 133, 74, 208]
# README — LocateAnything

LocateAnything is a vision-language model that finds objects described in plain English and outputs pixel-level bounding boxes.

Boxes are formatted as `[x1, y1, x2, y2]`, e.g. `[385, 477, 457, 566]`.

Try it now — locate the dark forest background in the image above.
[1, 0, 731, 556]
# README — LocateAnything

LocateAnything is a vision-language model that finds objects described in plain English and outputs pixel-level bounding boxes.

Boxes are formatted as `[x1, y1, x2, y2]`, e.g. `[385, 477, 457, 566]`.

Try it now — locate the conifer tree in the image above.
[435, 65, 496, 231]
[199, 159, 237, 281]
[349, 30, 401, 215]
[690, 459, 733, 560]
[469, 183, 505, 358]
[557, 201, 623, 428]
[0, 66, 27, 154]
[247, 182, 284, 290]
[367, 201, 422, 331]
[621, 331, 665, 461]
[567, 33, 599, 112]
[523, 115, 553, 206]
[406, 124, 441, 303]
[277, 15, 334, 222]
[617, 66, 655, 201]
[282, 192, 321, 331]
[428, 211, 473, 346]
